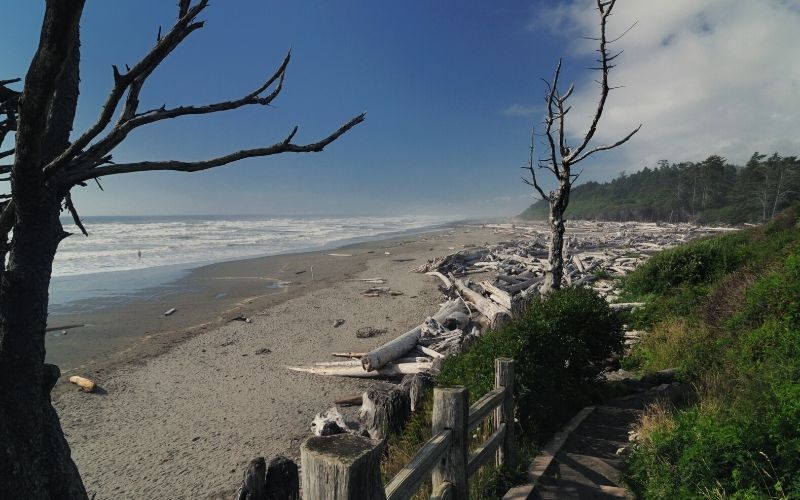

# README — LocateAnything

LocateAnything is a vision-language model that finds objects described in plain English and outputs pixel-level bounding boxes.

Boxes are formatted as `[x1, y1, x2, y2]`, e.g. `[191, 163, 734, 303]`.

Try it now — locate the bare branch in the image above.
[564, 0, 617, 164]
[543, 60, 562, 178]
[67, 113, 366, 184]
[523, 128, 551, 202]
[63, 191, 88, 236]
[0, 149, 14, 160]
[72, 51, 292, 169]
[178, 0, 191, 18]
[571, 123, 642, 165]
[44, 0, 210, 175]
[608, 21, 638, 43]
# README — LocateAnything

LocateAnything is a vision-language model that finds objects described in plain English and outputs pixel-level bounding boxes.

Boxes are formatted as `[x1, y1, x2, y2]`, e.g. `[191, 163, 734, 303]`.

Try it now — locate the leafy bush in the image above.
[623, 233, 751, 296]
[438, 287, 623, 439]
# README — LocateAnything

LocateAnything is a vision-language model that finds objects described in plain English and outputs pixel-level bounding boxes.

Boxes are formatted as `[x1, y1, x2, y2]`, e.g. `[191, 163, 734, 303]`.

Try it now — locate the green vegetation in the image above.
[622, 208, 800, 498]
[383, 287, 623, 498]
[521, 153, 800, 225]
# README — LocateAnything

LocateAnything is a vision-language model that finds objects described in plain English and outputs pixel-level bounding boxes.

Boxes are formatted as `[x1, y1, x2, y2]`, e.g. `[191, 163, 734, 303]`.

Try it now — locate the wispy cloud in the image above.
[501, 103, 542, 117]
[531, 0, 800, 167]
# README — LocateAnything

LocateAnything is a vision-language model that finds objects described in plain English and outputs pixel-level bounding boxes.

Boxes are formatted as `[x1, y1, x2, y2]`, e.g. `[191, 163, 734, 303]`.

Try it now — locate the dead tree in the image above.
[523, 0, 641, 294]
[0, 2, 363, 498]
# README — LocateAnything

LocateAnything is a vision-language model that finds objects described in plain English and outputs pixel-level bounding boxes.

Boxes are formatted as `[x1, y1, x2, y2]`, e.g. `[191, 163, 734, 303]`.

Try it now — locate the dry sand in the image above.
[54, 226, 507, 499]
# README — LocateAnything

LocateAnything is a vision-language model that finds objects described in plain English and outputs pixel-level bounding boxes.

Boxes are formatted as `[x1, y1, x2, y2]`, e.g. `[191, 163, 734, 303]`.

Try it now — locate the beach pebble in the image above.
[332, 319, 345, 328]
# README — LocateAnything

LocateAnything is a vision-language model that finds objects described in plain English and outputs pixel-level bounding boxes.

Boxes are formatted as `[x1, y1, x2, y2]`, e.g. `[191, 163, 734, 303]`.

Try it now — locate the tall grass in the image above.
[623, 207, 800, 498]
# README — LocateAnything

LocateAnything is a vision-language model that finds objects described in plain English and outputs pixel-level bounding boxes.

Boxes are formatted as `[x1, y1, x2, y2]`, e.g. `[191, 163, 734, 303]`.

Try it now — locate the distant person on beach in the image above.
[137, 249, 142, 259]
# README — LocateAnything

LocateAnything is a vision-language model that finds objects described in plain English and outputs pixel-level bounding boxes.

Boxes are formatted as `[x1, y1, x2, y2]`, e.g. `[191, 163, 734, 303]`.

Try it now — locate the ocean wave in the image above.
[53, 215, 453, 277]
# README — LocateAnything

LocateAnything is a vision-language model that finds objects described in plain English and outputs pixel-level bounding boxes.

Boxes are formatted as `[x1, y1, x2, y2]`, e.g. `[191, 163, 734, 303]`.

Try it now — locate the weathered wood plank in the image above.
[467, 388, 505, 432]
[432, 387, 469, 499]
[466, 423, 506, 476]
[384, 430, 452, 500]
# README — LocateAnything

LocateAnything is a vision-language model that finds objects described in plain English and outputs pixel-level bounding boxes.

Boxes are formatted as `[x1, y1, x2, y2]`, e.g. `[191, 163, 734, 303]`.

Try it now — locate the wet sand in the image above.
[53, 225, 508, 499]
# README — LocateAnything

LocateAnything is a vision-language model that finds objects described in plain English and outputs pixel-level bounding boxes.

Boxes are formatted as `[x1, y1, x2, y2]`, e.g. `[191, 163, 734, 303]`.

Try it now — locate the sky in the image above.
[3, 0, 799, 217]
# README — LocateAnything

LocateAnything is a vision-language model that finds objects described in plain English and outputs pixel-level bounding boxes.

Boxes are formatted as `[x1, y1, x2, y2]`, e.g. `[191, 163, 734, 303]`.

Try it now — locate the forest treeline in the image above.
[520, 153, 800, 224]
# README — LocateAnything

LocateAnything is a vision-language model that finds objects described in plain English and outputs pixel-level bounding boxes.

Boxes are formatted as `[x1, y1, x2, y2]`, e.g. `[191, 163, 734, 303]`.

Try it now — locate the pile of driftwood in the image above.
[414, 220, 733, 302]
[288, 220, 733, 440]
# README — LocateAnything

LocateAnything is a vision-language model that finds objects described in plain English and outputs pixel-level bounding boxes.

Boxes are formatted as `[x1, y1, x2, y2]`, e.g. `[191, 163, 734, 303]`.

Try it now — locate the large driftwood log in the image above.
[478, 280, 513, 310]
[289, 360, 431, 378]
[360, 299, 468, 372]
[300, 434, 386, 500]
[359, 383, 410, 440]
[451, 276, 511, 329]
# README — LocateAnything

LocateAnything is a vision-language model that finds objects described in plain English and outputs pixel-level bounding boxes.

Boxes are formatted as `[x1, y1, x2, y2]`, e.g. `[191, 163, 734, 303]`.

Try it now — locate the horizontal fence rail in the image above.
[385, 357, 515, 500]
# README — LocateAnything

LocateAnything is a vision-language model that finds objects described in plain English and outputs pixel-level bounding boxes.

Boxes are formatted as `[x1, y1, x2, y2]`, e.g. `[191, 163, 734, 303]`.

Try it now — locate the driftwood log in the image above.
[359, 383, 410, 440]
[68, 375, 96, 393]
[451, 276, 511, 329]
[360, 299, 469, 372]
[289, 360, 431, 378]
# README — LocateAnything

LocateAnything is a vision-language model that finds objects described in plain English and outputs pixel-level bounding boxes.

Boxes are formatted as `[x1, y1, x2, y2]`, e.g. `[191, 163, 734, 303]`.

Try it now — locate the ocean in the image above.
[49, 214, 456, 308]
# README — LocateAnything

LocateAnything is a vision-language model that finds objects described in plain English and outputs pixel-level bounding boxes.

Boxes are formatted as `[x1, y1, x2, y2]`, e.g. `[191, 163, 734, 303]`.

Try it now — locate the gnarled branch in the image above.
[44, 0, 209, 175]
[67, 112, 366, 184]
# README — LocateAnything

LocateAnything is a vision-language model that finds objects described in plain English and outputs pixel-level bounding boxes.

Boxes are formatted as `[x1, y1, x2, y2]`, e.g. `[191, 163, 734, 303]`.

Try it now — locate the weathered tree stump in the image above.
[300, 434, 386, 500]
[265, 456, 299, 500]
[238, 455, 300, 500]
[239, 457, 267, 500]
[399, 372, 434, 412]
[359, 382, 410, 440]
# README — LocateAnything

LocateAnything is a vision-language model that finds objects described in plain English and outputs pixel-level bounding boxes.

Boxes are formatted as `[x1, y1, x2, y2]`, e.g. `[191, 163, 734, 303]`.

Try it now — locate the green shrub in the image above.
[623, 233, 751, 297]
[438, 287, 623, 439]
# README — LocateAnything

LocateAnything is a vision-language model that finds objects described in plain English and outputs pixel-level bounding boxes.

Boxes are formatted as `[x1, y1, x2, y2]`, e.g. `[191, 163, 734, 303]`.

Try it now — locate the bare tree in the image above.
[523, 0, 640, 293]
[0, 1, 363, 498]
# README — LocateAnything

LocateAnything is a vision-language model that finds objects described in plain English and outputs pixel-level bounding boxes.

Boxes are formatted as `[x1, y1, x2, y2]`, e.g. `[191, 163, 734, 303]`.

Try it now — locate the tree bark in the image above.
[542, 182, 569, 294]
[0, 2, 88, 498]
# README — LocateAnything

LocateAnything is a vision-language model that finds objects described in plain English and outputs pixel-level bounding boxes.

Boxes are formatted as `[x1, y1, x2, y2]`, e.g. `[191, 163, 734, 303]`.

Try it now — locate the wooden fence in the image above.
[300, 358, 515, 500]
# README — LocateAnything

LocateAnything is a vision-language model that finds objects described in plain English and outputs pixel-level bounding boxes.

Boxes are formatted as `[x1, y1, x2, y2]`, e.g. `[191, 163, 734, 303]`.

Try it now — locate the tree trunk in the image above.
[543, 182, 569, 294]
[0, 2, 88, 497]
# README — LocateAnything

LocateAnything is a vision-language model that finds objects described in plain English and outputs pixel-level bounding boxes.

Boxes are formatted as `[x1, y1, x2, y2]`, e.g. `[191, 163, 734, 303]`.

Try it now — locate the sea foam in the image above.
[54, 215, 453, 277]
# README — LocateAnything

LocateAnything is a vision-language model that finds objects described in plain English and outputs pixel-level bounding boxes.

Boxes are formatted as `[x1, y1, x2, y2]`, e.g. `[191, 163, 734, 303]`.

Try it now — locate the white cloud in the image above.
[501, 103, 542, 117]
[536, 0, 800, 168]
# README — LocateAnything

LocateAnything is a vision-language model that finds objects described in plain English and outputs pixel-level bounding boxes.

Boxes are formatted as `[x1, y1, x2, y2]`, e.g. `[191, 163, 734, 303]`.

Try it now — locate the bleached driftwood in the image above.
[68, 375, 96, 393]
[608, 302, 646, 311]
[451, 276, 510, 329]
[425, 271, 452, 290]
[311, 407, 351, 436]
[478, 280, 513, 310]
[289, 361, 432, 378]
[360, 299, 468, 372]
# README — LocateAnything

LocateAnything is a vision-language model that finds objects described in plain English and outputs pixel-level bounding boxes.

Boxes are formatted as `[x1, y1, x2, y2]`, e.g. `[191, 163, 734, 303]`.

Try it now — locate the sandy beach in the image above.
[53, 225, 507, 499]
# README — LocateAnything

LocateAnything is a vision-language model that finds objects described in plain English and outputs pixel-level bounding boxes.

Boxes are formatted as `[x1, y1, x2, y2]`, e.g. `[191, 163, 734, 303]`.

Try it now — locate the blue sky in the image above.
[4, 1, 800, 217]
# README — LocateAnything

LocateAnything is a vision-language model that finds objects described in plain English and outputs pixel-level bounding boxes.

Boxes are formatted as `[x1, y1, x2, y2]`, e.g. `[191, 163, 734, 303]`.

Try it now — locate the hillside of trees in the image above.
[520, 153, 800, 224]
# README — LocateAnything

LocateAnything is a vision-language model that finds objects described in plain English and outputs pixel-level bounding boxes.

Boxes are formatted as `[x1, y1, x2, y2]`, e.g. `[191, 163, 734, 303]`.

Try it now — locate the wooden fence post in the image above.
[431, 387, 469, 499]
[495, 358, 515, 469]
[300, 433, 386, 500]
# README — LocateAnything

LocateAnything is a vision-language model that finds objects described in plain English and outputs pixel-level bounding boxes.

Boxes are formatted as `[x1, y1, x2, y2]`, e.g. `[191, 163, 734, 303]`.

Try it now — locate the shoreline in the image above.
[45, 222, 470, 375]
